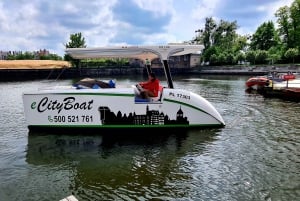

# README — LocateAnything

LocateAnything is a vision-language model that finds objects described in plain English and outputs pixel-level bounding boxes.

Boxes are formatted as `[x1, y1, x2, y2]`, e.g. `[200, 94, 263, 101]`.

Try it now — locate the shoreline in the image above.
[0, 60, 299, 81]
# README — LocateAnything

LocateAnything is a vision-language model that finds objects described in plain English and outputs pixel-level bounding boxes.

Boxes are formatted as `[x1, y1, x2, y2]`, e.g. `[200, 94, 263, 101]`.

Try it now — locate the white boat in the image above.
[23, 45, 225, 133]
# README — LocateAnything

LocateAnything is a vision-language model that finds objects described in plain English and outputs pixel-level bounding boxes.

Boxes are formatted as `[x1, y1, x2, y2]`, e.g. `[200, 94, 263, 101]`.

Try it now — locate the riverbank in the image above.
[0, 60, 73, 81]
[191, 65, 300, 75]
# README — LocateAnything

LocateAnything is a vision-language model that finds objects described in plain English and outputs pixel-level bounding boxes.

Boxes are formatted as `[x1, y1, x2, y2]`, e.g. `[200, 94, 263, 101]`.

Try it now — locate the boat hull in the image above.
[23, 87, 225, 133]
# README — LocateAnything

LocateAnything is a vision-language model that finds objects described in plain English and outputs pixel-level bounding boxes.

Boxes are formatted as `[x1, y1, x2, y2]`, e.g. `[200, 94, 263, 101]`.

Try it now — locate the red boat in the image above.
[245, 76, 269, 89]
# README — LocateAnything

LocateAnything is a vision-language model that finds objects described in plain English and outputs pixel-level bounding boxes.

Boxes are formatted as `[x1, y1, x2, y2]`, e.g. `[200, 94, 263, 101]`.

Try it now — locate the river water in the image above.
[0, 75, 299, 201]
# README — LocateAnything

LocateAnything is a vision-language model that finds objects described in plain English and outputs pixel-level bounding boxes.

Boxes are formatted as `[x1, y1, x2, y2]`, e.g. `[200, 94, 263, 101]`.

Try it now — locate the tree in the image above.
[225, 53, 235, 65]
[268, 46, 282, 64]
[284, 48, 299, 64]
[233, 35, 248, 53]
[250, 21, 279, 51]
[290, 0, 300, 50]
[236, 52, 246, 64]
[197, 18, 239, 64]
[202, 17, 217, 51]
[202, 46, 218, 63]
[255, 50, 269, 64]
[209, 54, 218, 65]
[217, 53, 226, 65]
[275, 0, 300, 51]
[64, 32, 87, 67]
[213, 20, 238, 52]
[275, 6, 292, 48]
[40, 54, 63, 60]
[246, 51, 256, 65]
[65, 32, 86, 49]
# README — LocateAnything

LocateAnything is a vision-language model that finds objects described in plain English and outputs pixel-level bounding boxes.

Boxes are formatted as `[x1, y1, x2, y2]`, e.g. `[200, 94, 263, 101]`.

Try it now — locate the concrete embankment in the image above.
[0, 67, 145, 81]
[189, 65, 300, 76]
[1, 63, 300, 81]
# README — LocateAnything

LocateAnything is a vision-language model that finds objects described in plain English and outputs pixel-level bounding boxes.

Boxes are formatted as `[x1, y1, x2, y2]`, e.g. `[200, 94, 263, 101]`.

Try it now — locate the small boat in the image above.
[23, 45, 225, 133]
[245, 76, 270, 89]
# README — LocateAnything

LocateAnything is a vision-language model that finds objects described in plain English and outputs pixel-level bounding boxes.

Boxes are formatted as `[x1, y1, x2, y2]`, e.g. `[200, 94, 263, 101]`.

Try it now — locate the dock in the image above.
[261, 87, 300, 102]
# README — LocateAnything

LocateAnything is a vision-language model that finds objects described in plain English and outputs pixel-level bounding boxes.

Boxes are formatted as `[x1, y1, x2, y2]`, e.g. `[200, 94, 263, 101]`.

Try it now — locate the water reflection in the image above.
[26, 129, 220, 200]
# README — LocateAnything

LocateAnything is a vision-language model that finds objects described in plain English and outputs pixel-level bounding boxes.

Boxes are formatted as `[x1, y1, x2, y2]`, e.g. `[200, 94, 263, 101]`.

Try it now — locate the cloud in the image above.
[110, 0, 173, 45]
[170, 0, 220, 42]
[213, 0, 295, 34]
[0, 0, 295, 56]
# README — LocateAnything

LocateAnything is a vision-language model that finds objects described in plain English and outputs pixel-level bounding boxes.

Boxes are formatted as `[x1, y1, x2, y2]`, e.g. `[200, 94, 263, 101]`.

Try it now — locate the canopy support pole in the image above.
[146, 62, 152, 75]
[162, 60, 174, 89]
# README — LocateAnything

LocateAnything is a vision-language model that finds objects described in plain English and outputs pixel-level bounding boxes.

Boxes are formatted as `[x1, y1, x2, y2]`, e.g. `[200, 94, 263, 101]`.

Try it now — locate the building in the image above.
[129, 44, 201, 68]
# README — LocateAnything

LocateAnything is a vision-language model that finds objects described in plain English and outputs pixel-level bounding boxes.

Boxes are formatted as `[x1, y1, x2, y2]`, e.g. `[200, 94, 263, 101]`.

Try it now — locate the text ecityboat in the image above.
[23, 45, 225, 133]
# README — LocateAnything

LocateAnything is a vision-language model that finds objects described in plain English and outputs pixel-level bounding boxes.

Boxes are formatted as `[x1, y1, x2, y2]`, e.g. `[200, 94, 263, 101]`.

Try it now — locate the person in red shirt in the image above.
[138, 72, 160, 98]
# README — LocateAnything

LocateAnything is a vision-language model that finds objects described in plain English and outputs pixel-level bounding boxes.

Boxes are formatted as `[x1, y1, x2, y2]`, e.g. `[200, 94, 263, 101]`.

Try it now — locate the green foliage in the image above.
[40, 54, 63, 60]
[202, 46, 217, 62]
[275, 0, 300, 51]
[250, 21, 279, 50]
[209, 54, 218, 65]
[290, 0, 300, 50]
[246, 51, 256, 64]
[202, 17, 216, 50]
[80, 58, 130, 68]
[236, 52, 246, 63]
[267, 46, 282, 64]
[217, 53, 226, 64]
[255, 50, 269, 64]
[196, 17, 240, 65]
[6, 52, 34, 60]
[284, 48, 299, 63]
[225, 53, 235, 65]
[275, 6, 291, 46]
[213, 20, 238, 51]
[233, 35, 248, 53]
[64, 32, 87, 67]
[194, 0, 300, 65]
[65, 32, 86, 49]
[6, 55, 14, 60]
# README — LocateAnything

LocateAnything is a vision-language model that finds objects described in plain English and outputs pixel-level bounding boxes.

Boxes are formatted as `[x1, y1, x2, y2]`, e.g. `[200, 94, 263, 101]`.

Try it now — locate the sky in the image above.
[0, 0, 294, 56]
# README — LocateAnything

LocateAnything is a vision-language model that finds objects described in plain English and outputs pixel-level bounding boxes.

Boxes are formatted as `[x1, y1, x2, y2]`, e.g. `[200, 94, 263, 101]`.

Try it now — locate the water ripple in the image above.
[0, 77, 300, 200]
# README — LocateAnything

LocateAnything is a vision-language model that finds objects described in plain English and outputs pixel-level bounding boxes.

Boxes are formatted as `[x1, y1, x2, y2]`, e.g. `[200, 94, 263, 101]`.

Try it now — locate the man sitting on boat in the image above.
[137, 72, 160, 99]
